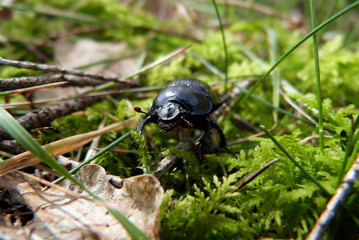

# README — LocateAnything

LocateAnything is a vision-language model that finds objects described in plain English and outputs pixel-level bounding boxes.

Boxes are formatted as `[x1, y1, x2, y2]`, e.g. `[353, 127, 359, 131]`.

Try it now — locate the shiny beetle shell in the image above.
[150, 79, 218, 115]
[135, 79, 227, 150]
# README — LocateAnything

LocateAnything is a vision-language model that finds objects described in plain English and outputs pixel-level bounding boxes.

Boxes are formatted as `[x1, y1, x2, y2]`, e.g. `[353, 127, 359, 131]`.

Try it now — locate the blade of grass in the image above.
[192, 53, 317, 127]
[0, 4, 104, 25]
[337, 114, 359, 186]
[53, 132, 131, 184]
[191, 50, 225, 79]
[0, 108, 149, 239]
[344, 131, 359, 173]
[0, 82, 68, 96]
[0, 121, 135, 175]
[310, 0, 324, 154]
[0, 107, 89, 186]
[84, 46, 189, 94]
[260, 125, 330, 196]
[238, 1, 359, 106]
[265, 28, 281, 123]
[235, 84, 316, 127]
[210, 0, 229, 93]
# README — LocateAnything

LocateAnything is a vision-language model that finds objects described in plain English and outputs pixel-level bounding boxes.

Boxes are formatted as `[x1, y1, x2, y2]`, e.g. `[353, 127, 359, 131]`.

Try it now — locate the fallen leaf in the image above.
[0, 164, 164, 240]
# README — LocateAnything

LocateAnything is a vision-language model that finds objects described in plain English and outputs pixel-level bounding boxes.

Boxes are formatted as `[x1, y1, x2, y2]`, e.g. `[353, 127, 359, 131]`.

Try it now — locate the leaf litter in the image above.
[0, 164, 163, 240]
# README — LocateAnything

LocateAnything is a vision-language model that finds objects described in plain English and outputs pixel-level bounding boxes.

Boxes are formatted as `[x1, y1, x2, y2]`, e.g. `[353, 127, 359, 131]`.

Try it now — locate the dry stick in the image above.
[0, 57, 135, 85]
[212, 79, 255, 120]
[306, 153, 359, 240]
[0, 140, 25, 154]
[0, 96, 104, 140]
[2, 89, 159, 109]
[0, 74, 105, 91]
[236, 158, 280, 190]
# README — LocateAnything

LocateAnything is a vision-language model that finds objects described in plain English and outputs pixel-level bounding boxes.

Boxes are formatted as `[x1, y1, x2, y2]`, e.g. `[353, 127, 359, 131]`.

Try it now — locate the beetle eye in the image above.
[158, 103, 180, 120]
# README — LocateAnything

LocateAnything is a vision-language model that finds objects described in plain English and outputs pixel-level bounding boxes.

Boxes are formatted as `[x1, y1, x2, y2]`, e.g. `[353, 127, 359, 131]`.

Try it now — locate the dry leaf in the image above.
[0, 164, 164, 240]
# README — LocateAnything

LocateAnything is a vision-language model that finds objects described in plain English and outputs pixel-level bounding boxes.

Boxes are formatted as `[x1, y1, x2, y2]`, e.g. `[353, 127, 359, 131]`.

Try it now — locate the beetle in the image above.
[134, 79, 227, 149]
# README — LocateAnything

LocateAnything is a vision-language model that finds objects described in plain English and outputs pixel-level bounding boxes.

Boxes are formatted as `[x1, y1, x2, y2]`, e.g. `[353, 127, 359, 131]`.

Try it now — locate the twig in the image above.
[236, 158, 280, 190]
[280, 89, 318, 125]
[1, 87, 160, 109]
[0, 74, 105, 91]
[0, 57, 135, 85]
[306, 153, 359, 240]
[0, 140, 25, 154]
[0, 96, 104, 140]
[212, 79, 255, 120]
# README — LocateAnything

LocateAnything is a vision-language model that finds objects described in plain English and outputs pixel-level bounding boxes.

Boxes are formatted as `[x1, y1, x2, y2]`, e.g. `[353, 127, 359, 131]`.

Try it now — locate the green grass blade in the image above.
[266, 28, 281, 120]
[86, 46, 189, 94]
[337, 114, 359, 186]
[0, 107, 86, 186]
[310, 0, 324, 154]
[210, 0, 229, 93]
[0, 108, 149, 239]
[344, 130, 359, 172]
[235, 84, 316, 127]
[260, 125, 330, 196]
[0, 4, 104, 25]
[238, 1, 359, 106]
[53, 132, 131, 184]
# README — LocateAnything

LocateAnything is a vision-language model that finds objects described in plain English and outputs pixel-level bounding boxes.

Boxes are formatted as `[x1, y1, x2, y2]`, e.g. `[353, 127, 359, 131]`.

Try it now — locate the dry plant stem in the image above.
[213, 79, 254, 120]
[236, 158, 280, 191]
[0, 74, 105, 91]
[2, 87, 161, 109]
[280, 90, 318, 125]
[0, 96, 104, 140]
[306, 153, 359, 240]
[0, 57, 135, 85]
[0, 121, 135, 175]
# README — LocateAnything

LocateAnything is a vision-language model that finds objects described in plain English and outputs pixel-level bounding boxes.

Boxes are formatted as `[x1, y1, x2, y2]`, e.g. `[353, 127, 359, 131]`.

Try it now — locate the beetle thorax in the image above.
[157, 102, 182, 120]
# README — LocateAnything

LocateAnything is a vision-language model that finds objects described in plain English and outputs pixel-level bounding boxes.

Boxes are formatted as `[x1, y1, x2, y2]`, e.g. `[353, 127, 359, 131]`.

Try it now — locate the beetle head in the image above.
[156, 102, 186, 131]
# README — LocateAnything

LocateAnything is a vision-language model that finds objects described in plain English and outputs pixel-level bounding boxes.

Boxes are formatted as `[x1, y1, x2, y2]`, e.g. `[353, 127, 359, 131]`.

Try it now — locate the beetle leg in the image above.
[210, 120, 227, 148]
[136, 115, 152, 133]
[196, 118, 212, 149]
[210, 120, 237, 157]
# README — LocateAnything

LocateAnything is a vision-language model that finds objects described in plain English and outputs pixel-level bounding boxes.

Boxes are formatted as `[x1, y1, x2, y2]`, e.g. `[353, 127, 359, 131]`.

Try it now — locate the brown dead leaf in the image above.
[0, 164, 164, 240]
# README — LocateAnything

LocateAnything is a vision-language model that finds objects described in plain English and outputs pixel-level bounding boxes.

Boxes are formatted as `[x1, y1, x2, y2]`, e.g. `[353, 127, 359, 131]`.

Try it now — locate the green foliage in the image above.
[93, 150, 132, 177]
[161, 174, 250, 240]
[2, 1, 359, 239]
[297, 35, 359, 104]
[131, 130, 153, 173]
[289, 92, 356, 136]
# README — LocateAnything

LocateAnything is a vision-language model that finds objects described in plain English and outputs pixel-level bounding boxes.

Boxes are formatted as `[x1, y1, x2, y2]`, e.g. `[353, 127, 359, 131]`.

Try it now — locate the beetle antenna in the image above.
[134, 107, 149, 115]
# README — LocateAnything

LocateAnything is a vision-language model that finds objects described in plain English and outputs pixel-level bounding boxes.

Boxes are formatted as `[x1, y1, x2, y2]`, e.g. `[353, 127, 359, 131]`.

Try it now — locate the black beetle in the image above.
[135, 79, 227, 149]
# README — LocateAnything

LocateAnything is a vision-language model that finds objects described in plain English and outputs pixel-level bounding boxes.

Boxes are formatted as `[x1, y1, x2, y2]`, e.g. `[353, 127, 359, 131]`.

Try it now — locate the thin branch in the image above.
[306, 153, 359, 240]
[236, 158, 280, 190]
[0, 57, 136, 85]
[1, 87, 161, 109]
[0, 74, 105, 91]
[0, 96, 104, 140]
